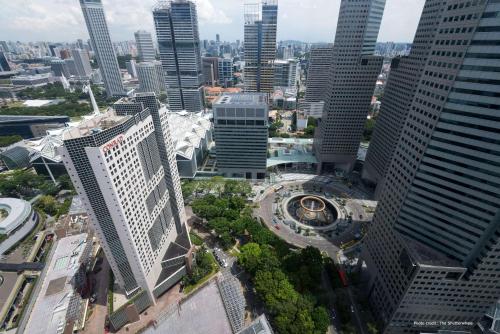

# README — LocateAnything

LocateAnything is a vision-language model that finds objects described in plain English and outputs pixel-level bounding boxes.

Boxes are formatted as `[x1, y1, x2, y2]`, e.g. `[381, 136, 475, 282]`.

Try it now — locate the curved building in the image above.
[0, 198, 33, 235]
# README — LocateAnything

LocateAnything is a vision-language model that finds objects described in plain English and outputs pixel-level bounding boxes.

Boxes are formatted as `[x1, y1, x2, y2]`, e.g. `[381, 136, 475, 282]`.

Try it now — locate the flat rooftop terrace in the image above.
[144, 280, 232, 334]
[214, 93, 267, 106]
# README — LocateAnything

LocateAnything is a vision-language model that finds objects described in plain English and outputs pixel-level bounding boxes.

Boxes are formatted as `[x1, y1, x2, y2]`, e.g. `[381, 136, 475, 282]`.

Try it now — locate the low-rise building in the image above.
[0, 198, 34, 235]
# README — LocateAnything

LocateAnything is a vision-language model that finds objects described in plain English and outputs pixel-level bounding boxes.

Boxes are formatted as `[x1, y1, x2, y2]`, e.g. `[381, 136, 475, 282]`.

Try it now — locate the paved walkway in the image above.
[82, 257, 110, 334]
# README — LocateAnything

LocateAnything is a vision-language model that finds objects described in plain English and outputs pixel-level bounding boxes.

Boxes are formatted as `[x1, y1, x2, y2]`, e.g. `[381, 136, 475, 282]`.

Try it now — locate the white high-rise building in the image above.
[60, 94, 190, 301]
[79, 0, 124, 97]
[134, 30, 156, 62]
[71, 49, 92, 78]
[314, 0, 384, 172]
[153, 0, 204, 112]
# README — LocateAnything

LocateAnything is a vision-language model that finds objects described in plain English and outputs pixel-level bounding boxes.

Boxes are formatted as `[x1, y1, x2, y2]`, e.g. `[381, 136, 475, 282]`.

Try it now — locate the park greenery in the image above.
[0, 135, 23, 147]
[269, 120, 284, 137]
[182, 246, 218, 293]
[0, 169, 59, 199]
[35, 195, 72, 218]
[189, 177, 330, 333]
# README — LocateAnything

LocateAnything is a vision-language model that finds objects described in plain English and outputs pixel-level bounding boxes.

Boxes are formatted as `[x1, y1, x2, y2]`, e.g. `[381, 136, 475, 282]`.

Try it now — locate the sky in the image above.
[0, 0, 425, 44]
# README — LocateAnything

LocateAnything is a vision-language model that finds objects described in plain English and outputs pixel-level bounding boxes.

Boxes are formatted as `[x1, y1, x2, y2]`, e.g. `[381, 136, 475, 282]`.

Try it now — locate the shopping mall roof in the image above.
[167, 110, 212, 160]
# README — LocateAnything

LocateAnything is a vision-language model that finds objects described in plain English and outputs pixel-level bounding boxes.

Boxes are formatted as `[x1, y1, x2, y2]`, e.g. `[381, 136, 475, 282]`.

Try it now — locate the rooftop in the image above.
[214, 93, 267, 106]
[238, 314, 274, 334]
[24, 233, 89, 334]
[0, 198, 31, 234]
[402, 236, 463, 268]
[144, 280, 233, 334]
[0, 115, 69, 123]
[166, 110, 212, 160]
[63, 109, 130, 140]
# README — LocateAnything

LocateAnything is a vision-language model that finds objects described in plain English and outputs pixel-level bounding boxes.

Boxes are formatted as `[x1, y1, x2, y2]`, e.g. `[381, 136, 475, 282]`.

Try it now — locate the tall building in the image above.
[283, 44, 293, 60]
[0, 51, 11, 72]
[273, 59, 298, 88]
[153, 0, 204, 112]
[64, 58, 78, 76]
[362, 0, 442, 189]
[71, 49, 92, 78]
[134, 30, 156, 62]
[304, 44, 333, 103]
[60, 95, 190, 301]
[137, 61, 166, 95]
[79, 0, 124, 97]
[362, 1, 500, 332]
[213, 94, 268, 179]
[243, 1, 278, 93]
[314, 0, 384, 172]
[218, 58, 233, 87]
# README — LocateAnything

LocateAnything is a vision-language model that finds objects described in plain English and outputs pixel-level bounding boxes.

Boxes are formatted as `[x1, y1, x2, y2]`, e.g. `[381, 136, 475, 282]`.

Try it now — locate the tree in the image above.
[36, 195, 58, 216]
[312, 306, 330, 334]
[363, 118, 376, 142]
[239, 243, 262, 274]
[0, 135, 22, 147]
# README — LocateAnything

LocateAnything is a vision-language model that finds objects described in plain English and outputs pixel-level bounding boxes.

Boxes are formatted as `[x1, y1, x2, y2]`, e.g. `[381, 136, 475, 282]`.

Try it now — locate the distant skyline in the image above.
[0, 0, 425, 44]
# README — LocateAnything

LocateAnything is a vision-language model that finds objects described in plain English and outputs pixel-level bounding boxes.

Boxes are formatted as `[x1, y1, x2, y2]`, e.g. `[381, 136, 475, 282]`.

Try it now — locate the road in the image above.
[82, 256, 110, 334]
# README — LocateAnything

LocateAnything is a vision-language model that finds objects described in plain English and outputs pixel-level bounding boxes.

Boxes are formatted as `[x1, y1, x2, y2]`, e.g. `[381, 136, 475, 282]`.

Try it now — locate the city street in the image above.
[82, 256, 110, 334]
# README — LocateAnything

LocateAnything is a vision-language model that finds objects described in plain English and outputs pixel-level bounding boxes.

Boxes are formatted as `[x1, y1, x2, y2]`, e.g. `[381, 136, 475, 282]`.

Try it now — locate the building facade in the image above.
[304, 44, 333, 103]
[314, 0, 385, 172]
[79, 0, 124, 97]
[362, 0, 500, 332]
[50, 59, 70, 78]
[0, 51, 12, 72]
[137, 61, 166, 95]
[60, 98, 190, 301]
[243, 1, 278, 93]
[135, 30, 156, 62]
[273, 59, 298, 88]
[362, 0, 443, 188]
[218, 58, 233, 87]
[153, 0, 204, 112]
[213, 94, 268, 179]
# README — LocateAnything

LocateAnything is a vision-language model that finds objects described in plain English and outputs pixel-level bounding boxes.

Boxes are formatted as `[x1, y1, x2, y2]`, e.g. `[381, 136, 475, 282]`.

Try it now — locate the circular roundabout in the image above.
[286, 195, 338, 227]
[283, 193, 346, 232]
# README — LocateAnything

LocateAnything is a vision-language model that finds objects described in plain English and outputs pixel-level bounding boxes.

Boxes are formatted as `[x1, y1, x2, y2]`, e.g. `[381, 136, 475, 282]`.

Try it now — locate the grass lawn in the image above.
[183, 252, 218, 294]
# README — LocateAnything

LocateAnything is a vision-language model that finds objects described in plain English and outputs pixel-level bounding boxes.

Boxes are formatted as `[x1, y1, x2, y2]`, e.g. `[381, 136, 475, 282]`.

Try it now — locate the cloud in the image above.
[0, 0, 425, 43]
[196, 0, 233, 24]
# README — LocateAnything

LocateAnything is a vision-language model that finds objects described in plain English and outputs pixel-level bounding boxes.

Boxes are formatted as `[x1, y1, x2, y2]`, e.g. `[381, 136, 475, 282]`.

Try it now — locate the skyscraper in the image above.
[314, 0, 385, 172]
[134, 30, 156, 62]
[60, 94, 190, 301]
[71, 49, 92, 78]
[218, 58, 233, 87]
[50, 59, 70, 78]
[243, 1, 278, 93]
[273, 59, 298, 88]
[137, 61, 166, 95]
[304, 44, 333, 103]
[153, 0, 204, 112]
[362, 0, 500, 331]
[79, 0, 124, 97]
[361, 0, 443, 189]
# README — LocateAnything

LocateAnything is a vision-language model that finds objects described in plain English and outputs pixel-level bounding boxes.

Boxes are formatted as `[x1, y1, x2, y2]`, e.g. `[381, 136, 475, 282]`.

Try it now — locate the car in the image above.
[331, 309, 337, 320]
[351, 305, 355, 313]
[274, 225, 280, 230]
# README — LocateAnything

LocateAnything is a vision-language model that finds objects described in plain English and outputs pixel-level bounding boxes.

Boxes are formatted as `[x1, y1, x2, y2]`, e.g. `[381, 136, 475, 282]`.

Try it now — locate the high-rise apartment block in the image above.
[153, 0, 204, 112]
[213, 94, 268, 179]
[362, 0, 500, 332]
[60, 94, 190, 301]
[79, 0, 124, 97]
[314, 0, 384, 172]
[71, 49, 92, 78]
[304, 44, 333, 103]
[134, 30, 156, 62]
[244, 1, 278, 93]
